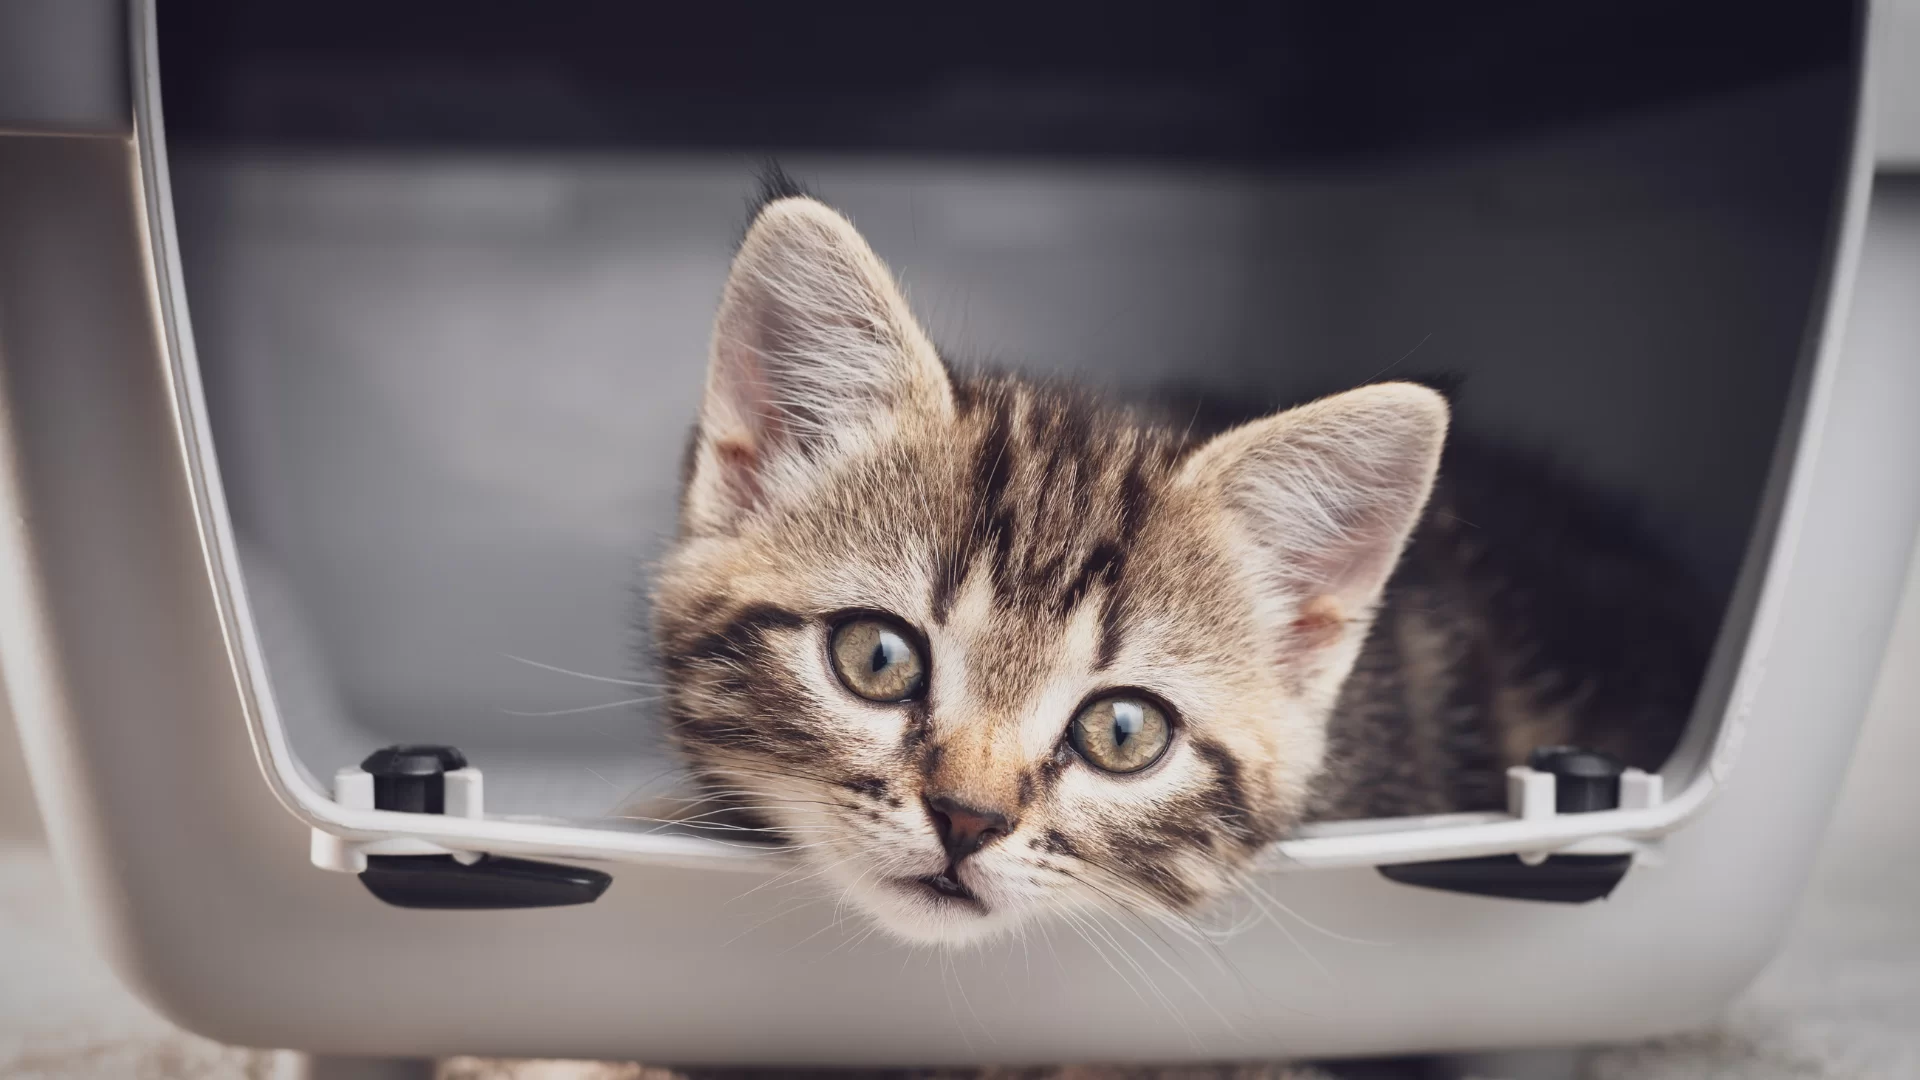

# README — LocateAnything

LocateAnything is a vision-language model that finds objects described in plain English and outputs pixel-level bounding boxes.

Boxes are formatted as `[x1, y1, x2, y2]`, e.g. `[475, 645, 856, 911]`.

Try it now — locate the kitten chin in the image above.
[838, 868, 1029, 948]
[649, 188, 1706, 948]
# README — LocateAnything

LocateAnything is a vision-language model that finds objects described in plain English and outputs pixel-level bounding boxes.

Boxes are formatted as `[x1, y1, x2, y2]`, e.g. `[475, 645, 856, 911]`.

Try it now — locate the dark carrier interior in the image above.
[157, 1, 1859, 826]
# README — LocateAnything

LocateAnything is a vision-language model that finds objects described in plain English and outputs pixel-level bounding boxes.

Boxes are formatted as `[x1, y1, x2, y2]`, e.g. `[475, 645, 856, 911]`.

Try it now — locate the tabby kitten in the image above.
[652, 191, 1704, 947]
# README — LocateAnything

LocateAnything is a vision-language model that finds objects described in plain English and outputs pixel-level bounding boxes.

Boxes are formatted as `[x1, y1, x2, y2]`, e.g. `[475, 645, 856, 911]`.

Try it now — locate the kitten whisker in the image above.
[1048, 881, 1209, 1043]
[808, 866, 880, 957]
[1232, 882, 1330, 979]
[1085, 892, 1238, 1039]
[502, 653, 663, 689]
[727, 850, 855, 904]
[1058, 908, 1160, 1022]
[936, 950, 976, 1053]
[602, 814, 833, 837]
[1241, 877, 1392, 948]
[721, 893, 824, 947]
[1042, 855, 1257, 1008]
[945, 945, 994, 1045]
[502, 697, 656, 717]
[672, 800, 846, 821]
[832, 921, 885, 957]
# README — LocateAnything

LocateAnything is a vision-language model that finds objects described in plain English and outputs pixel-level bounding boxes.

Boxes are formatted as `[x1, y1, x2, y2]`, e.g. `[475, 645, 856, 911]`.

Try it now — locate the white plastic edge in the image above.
[128, 0, 1881, 878]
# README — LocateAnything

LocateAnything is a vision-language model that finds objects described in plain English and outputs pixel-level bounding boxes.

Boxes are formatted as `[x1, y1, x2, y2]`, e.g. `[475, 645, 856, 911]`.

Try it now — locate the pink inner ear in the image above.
[713, 307, 783, 431]
[705, 305, 796, 515]
[714, 437, 764, 511]
[1301, 526, 1407, 613]
[1289, 594, 1349, 652]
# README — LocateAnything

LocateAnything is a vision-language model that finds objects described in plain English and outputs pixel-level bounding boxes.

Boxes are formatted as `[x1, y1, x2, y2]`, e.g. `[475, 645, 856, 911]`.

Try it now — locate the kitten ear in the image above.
[685, 196, 953, 533]
[1179, 382, 1448, 656]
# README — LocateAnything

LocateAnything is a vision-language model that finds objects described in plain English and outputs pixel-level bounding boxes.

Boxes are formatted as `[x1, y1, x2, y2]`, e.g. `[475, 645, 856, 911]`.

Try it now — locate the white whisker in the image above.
[503, 653, 662, 689]
[502, 697, 656, 717]
[1244, 878, 1392, 948]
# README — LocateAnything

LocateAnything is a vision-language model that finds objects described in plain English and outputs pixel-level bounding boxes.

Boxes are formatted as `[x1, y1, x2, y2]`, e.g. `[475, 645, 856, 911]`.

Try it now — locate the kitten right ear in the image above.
[685, 196, 953, 534]
[1179, 382, 1448, 665]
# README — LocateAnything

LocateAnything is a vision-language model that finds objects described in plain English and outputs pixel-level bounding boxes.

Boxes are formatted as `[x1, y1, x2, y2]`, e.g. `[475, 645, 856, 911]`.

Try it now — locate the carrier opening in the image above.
[151, 0, 1860, 875]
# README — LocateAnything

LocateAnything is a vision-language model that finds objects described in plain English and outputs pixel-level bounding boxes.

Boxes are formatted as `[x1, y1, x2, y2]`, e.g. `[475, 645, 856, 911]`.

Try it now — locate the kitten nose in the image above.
[924, 794, 1014, 863]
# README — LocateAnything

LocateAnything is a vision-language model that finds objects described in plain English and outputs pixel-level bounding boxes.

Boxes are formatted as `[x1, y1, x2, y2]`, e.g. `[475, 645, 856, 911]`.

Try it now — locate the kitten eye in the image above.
[829, 616, 927, 703]
[1069, 694, 1172, 774]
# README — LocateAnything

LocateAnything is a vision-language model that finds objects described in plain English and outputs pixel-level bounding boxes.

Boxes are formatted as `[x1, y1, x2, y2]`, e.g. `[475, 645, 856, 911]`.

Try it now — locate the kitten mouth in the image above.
[906, 867, 984, 910]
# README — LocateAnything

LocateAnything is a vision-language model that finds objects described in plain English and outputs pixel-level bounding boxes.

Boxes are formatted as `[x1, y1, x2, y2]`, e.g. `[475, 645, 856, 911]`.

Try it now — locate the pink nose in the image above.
[924, 793, 1014, 863]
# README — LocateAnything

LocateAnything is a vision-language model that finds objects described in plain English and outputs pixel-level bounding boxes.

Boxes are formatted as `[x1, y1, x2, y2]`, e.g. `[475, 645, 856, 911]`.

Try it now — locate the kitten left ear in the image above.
[1179, 382, 1448, 654]
[686, 196, 953, 534]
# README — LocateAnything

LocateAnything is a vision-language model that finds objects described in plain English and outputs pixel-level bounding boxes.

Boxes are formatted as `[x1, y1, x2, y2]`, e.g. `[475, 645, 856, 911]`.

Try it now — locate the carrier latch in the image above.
[311, 744, 612, 910]
[1377, 746, 1654, 903]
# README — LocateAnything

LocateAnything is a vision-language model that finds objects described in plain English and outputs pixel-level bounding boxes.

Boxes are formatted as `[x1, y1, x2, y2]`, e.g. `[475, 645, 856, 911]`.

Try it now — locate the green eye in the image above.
[829, 616, 927, 702]
[1069, 694, 1172, 774]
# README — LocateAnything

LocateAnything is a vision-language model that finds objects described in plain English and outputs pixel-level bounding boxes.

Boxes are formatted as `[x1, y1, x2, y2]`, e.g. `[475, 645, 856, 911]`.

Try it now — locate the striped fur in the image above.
[652, 195, 1704, 946]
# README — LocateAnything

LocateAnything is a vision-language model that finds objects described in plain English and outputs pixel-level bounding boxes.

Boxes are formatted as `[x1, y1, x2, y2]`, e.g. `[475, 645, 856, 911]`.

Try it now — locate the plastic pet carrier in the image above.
[4, 0, 1919, 1067]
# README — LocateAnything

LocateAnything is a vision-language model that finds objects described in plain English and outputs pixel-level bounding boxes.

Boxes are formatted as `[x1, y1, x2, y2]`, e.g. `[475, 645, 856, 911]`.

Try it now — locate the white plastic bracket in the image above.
[1502, 763, 1665, 866]
[1506, 764, 1557, 821]
[308, 765, 487, 874]
[1620, 767, 1664, 810]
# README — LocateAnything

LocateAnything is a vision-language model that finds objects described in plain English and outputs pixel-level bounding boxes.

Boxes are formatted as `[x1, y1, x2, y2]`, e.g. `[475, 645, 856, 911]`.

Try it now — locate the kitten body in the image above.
[1307, 437, 1706, 820]
[652, 192, 1706, 946]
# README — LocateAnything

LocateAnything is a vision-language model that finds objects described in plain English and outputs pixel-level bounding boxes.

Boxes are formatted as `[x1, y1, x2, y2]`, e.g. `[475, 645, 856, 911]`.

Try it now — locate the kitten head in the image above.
[654, 194, 1447, 946]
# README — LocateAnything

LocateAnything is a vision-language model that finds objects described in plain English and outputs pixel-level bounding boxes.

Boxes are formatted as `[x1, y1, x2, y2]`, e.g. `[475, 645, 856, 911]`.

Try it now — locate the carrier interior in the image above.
[158, 2, 1857, 832]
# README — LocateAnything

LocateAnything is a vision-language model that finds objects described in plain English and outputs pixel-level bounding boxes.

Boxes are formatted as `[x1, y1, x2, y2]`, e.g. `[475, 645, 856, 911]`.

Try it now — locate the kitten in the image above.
[651, 189, 1707, 947]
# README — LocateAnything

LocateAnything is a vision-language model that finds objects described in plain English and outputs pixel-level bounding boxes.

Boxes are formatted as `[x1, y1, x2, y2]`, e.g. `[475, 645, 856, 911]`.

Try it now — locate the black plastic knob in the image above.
[360, 854, 612, 910]
[1379, 745, 1634, 903]
[352, 743, 613, 909]
[360, 744, 468, 814]
[1527, 745, 1624, 813]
